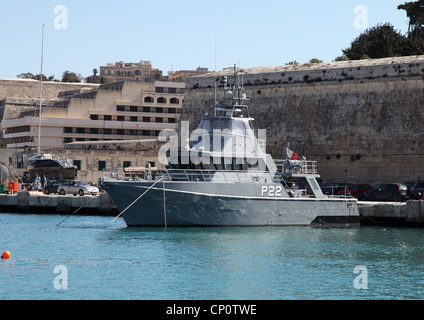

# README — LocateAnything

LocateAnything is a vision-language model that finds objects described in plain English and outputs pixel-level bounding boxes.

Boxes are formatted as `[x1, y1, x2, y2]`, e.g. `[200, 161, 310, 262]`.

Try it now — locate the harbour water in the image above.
[1, 212, 424, 300]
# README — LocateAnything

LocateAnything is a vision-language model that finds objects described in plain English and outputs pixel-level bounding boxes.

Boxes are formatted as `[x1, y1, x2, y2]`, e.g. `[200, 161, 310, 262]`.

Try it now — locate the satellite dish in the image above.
[0, 165, 9, 184]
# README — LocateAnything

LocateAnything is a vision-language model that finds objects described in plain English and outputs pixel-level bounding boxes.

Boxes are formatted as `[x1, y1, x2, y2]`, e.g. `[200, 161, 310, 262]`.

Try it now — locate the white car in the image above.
[58, 180, 99, 196]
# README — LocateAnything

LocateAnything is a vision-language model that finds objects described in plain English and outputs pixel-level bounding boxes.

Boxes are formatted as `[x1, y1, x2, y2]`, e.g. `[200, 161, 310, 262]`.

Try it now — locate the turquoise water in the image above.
[1, 213, 424, 300]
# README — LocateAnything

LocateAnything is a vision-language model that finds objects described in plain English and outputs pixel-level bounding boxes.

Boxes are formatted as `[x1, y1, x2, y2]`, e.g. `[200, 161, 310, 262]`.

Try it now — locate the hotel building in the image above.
[2, 80, 184, 150]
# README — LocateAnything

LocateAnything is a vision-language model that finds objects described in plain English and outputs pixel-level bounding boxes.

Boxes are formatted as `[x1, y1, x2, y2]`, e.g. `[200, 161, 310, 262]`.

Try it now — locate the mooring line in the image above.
[104, 178, 163, 229]
[56, 195, 98, 227]
[163, 179, 167, 230]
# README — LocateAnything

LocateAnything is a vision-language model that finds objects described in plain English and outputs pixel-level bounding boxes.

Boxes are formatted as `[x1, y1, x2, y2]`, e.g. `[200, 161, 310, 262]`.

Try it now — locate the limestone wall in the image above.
[182, 56, 424, 185]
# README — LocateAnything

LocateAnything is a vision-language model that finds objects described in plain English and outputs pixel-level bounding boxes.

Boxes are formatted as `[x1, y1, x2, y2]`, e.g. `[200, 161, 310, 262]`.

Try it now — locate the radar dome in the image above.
[0, 165, 9, 184]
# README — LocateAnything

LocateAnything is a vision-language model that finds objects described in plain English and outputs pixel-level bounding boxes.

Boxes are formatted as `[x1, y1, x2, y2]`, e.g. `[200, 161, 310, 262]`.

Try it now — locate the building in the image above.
[169, 67, 209, 82]
[1, 80, 185, 181]
[100, 60, 164, 83]
[2, 80, 184, 150]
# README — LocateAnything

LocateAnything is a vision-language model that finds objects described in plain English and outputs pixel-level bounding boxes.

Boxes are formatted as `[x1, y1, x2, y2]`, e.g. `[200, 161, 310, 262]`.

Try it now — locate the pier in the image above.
[1, 192, 424, 227]
[0, 192, 118, 216]
[358, 201, 424, 227]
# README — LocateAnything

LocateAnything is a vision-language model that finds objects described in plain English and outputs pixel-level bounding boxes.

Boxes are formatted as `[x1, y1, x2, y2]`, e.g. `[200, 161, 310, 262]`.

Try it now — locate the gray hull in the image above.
[104, 181, 359, 227]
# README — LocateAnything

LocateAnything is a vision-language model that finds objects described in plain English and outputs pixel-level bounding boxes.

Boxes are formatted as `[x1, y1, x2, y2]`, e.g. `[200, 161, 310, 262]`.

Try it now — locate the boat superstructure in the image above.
[101, 66, 359, 227]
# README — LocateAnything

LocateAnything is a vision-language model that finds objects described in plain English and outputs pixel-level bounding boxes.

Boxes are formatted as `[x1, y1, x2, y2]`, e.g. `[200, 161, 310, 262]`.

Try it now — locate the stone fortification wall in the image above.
[182, 56, 424, 185]
[0, 79, 99, 101]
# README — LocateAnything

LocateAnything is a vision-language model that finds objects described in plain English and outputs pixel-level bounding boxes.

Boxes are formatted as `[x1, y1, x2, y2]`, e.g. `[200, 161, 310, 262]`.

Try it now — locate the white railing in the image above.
[102, 168, 283, 184]
[274, 159, 318, 175]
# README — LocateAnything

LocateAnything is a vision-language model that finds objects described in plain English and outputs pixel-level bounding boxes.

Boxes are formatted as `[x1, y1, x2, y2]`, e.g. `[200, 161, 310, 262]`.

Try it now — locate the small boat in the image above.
[27, 153, 74, 169]
[101, 66, 359, 227]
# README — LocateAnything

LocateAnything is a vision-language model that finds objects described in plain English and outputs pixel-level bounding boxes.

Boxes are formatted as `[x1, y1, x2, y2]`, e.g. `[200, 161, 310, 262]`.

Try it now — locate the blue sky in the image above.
[0, 0, 410, 80]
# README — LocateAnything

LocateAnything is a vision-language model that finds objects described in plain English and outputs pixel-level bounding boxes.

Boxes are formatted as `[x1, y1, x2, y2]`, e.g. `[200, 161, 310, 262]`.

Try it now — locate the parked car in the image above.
[58, 180, 99, 196]
[404, 181, 424, 199]
[44, 180, 60, 194]
[364, 183, 414, 202]
[320, 182, 351, 195]
[337, 184, 373, 199]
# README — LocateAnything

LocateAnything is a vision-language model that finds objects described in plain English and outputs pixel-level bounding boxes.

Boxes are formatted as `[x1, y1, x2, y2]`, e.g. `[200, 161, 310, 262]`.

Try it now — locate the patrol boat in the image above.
[101, 68, 359, 227]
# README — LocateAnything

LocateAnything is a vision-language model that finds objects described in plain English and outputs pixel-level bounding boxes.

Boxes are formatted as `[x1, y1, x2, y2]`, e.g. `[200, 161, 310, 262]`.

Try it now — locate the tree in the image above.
[86, 68, 101, 84]
[398, 0, 424, 35]
[342, 23, 407, 60]
[398, 1, 424, 55]
[62, 71, 82, 83]
[309, 58, 323, 64]
[17, 72, 57, 81]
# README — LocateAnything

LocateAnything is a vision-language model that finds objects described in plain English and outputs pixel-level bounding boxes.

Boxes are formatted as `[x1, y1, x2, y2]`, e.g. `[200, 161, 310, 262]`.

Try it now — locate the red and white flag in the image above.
[286, 148, 299, 160]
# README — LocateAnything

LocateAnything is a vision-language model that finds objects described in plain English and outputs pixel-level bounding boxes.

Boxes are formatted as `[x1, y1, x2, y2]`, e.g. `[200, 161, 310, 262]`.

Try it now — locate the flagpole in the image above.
[37, 23, 45, 155]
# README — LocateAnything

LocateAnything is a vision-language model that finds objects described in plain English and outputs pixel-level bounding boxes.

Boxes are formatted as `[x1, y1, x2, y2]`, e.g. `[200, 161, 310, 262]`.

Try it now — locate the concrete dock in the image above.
[358, 201, 424, 227]
[0, 191, 118, 216]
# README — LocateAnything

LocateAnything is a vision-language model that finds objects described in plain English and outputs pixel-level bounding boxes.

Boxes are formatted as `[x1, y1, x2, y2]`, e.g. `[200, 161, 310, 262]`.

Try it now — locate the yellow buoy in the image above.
[1, 251, 10, 260]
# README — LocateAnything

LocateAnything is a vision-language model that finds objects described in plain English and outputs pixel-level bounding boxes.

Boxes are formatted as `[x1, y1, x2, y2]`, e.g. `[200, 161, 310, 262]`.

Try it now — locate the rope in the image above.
[56, 195, 98, 227]
[104, 178, 163, 229]
[163, 180, 167, 230]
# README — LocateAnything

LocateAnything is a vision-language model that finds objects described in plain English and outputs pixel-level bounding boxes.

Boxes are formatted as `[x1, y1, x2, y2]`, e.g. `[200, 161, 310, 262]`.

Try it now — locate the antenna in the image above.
[37, 24, 45, 155]
[214, 27, 217, 106]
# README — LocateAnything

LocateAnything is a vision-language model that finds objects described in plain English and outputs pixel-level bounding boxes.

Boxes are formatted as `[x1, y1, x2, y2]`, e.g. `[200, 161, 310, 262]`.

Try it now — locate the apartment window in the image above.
[116, 105, 125, 112]
[157, 97, 166, 104]
[117, 129, 125, 135]
[168, 118, 176, 123]
[143, 107, 151, 112]
[90, 114, 99, 120]
[155, 107, 163, 113]
[64, 137, 73, 143]
[76, 128, 85, 134]
[117, 116, 125, 121]
[130, 116, 138, 122]
[168, 108, 176, 114]
[144, 97, 154, 103]
[143, 117, 150, 122]
[170, 98, 179, 104]
[90, 128, 99, 134]
[142, 130, 150, 136]
[135, 70, 140, 76]
[156, 117, 163, 123]
[104, 115, 112, 121]
[64, 127, 73, 133]
[168, 88, 177, 94]
[98, 161, 106, 171]
[130, 106, 138, 112]
[155, 87, 164, 93]
[104, 129, 112, 135]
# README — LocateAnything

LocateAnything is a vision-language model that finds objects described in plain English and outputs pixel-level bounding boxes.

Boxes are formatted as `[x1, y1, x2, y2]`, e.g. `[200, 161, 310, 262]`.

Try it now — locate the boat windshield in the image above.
[198, 118, 246, 136]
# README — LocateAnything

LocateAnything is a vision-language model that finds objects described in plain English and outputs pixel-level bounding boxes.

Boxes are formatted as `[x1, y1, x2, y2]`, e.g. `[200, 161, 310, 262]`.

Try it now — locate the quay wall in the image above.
[0, 192, 117, 215]
[182, 56, 424, 185]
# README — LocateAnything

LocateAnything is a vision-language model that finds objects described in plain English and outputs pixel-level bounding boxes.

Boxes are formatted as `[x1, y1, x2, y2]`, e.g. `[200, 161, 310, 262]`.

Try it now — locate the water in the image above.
[1, 213, 424, 300]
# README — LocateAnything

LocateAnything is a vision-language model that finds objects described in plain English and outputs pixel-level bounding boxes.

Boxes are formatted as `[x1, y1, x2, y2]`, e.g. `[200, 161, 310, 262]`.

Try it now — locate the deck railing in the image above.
[274, 159, 318, 175]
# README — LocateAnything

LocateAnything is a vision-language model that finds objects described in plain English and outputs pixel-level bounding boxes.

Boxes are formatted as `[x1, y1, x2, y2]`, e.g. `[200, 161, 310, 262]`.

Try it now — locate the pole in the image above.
[38, 24, 45, 154]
